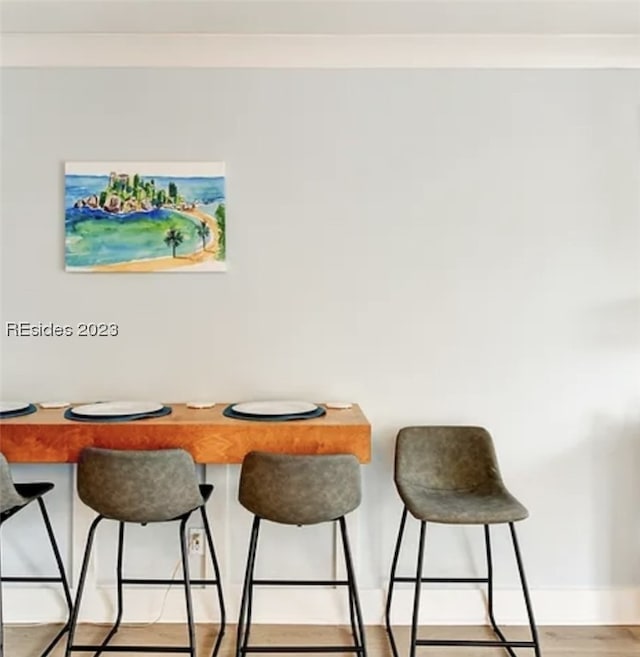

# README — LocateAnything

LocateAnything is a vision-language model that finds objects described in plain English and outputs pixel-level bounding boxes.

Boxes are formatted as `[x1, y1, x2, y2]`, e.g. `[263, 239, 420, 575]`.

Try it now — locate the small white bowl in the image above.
[187, 401, 216, 409]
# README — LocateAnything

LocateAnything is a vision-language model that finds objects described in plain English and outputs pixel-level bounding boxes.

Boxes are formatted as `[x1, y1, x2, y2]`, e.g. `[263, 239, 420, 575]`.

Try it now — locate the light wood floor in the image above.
[4, 623, 639, 656]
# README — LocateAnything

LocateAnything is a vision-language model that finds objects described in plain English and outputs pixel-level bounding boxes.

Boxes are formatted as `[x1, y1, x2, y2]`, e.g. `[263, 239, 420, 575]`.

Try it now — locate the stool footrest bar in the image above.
[416, 639, 536, 648]
[241, 647, 364, 653]
[252, 579, 349, 586]
[70, 645, 192, 653]
[121, 577, 219, 585]
[394, 576, 489, 584]
[2, 576, 65, 583]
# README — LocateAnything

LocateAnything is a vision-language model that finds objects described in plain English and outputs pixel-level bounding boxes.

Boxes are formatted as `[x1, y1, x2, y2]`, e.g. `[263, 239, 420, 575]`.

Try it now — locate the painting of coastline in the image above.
[65, 162, 226, 272]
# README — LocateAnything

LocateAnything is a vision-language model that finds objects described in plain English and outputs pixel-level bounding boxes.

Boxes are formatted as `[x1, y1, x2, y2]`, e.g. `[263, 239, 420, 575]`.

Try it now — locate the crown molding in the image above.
[1, 1, 638, 35]
[2, 33, 639, 68]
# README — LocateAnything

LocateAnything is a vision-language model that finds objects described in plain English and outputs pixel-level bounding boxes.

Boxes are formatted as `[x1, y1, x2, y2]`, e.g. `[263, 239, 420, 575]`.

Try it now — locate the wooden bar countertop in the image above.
[0, 404, 371, 464]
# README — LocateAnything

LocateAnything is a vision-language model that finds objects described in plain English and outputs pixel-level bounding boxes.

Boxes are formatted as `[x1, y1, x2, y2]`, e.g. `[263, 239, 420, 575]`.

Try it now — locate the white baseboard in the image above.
[5, 585, 640, 626]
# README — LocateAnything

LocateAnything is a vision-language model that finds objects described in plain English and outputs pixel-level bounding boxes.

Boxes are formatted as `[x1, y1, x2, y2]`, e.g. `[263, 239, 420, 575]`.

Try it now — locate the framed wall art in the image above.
[65, 162, 226, 272]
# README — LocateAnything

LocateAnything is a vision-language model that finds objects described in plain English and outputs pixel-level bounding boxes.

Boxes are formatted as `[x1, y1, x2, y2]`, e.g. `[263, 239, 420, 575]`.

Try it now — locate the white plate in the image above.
[39, 401, 71, 409]
[71, 401, 164, 417]
[232, 400, 318, 416]
[325, 402, 353, 410]
[0, 401, 31, 414]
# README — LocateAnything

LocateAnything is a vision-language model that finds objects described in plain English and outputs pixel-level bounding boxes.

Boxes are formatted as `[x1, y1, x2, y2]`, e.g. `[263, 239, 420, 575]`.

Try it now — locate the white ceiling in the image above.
[1, 1, 638, 35]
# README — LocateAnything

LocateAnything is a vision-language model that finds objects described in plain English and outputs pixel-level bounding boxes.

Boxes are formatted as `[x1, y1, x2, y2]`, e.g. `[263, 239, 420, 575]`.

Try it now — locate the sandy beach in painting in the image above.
[88, 208, 222, 273]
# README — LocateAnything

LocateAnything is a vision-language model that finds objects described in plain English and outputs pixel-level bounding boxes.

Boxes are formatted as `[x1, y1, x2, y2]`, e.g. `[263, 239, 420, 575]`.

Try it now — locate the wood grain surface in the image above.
[0, 404, 371, 464]
[5, 624, 638, 657]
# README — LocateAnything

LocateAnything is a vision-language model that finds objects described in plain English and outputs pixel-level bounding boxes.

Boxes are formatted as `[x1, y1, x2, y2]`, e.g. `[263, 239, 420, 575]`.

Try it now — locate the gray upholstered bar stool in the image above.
[0, 453, 72, 657]
[64, 447, 226, 657]
[236, 451, 367, 657]
[385, 427, 541, 657]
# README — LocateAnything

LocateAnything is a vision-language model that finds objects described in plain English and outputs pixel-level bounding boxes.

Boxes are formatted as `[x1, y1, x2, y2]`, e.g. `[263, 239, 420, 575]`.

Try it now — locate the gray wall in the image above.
[1, 69, 639, 616]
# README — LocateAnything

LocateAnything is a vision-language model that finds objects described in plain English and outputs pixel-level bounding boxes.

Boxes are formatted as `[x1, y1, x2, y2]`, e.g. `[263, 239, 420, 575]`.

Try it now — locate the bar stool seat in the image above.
[398, 483, 528, 525]
[236, 451, 367, 657]
[0, 454, 72, 657]
[64, 447, 226, 657]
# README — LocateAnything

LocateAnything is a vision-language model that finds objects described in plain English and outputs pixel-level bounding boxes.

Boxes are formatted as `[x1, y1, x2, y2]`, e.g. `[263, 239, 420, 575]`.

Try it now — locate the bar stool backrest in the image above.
[395, 426, 504, 493]
[0, 453, 28, 514]
[239, 451, 361, 525]
[77, 447, 204, 523]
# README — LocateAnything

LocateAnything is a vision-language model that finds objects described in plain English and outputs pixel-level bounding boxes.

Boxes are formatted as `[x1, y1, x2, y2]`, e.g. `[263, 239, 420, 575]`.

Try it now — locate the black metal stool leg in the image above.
[242, 517, 261, 654]
[509, 523, 541, 657]
[236, 516, 260, 657]
[409, 521, 427, 657]
[114, 523, 125, 630]
[200, 505, 226, 657]
[334, 520, 360, 652]
[1, 499, 72, 657]
[384, 507, 408, 657]
[65, 515, 103, 657]
[344, 540, 360, 653]
[36, 496, 73, 657]
[91, 521, 125, 657]
[179, 516, 197, 657]
[485, 524, 518, 657]
[336, 521, 357, 646]
[338, 516, 366, 656]
[346, 584, 358, 645]
[243, 546, 257, 652]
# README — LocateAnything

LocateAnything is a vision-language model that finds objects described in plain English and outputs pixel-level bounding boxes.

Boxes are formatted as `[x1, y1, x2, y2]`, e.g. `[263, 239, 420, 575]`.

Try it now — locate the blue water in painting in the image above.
[65, 175, 225, 267]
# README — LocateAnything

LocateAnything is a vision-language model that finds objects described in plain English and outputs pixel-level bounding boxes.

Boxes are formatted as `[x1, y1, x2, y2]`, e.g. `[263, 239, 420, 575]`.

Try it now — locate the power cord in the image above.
[120, 557, 183, 627]
[51, 558, 184, 631]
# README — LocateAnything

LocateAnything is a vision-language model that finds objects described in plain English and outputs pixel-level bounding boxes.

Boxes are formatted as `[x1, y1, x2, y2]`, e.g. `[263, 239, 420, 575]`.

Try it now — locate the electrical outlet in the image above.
[188, 528, 205, 556]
